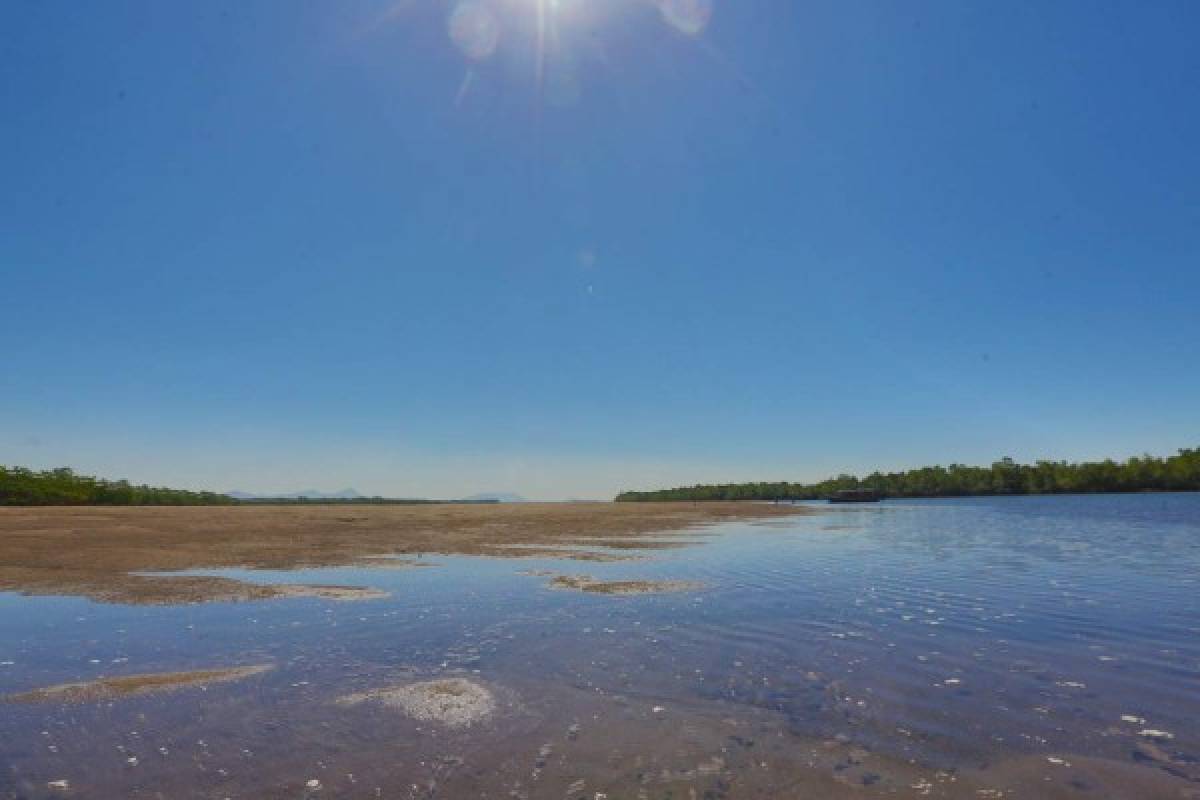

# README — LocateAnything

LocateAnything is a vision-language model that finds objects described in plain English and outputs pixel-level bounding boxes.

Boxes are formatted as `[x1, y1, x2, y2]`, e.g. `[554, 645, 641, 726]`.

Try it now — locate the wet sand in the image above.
[2, 496, 1198, 799]
[5, 665, 272, 704]
[10, 664, 1190, 799]
[338, 678, 498, 728]
[270, 584, 392, 601]
[547, 575, 706, 595]
[0, 503, 806, 604]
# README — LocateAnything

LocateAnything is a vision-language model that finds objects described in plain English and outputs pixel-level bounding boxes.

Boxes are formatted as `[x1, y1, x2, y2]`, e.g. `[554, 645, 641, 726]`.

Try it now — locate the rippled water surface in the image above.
[2, 494, 1199, 798]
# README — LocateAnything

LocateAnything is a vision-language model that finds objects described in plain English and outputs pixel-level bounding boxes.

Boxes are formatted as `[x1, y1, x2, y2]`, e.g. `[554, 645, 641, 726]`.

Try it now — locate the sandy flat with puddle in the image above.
[5, 665, 273, 704]
[0, 502, 805, 604]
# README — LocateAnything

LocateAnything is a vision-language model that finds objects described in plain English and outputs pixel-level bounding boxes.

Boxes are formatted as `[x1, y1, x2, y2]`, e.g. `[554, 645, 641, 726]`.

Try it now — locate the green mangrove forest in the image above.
[0, 466, 236, 506]
[616, 448, 1200, 502]
[0, 466, 483, 506]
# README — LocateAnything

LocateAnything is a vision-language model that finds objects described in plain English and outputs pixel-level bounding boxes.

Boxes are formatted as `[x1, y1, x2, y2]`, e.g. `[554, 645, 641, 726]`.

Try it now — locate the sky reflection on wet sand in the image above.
[1, 494, 1198, 798]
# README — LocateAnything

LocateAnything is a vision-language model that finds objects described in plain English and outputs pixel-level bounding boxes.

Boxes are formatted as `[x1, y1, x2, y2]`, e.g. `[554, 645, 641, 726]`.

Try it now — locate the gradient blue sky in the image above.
[3, 0, 1198, 499]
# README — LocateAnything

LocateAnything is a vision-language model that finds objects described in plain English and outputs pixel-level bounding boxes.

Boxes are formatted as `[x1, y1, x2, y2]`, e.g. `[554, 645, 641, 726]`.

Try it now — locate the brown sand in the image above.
[5, 665, 273, 704]
[270, 584, 391, 601]
[0, 502, 806, 605]
[547, 575, 706, 595]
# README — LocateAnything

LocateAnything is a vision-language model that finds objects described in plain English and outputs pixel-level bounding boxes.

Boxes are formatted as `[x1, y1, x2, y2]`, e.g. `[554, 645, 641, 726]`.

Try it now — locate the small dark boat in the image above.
[828, 488, 881, 503]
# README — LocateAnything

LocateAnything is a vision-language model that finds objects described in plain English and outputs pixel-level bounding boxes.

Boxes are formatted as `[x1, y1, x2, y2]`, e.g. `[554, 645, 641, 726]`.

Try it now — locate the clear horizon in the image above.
[4, 1, 1198, 501]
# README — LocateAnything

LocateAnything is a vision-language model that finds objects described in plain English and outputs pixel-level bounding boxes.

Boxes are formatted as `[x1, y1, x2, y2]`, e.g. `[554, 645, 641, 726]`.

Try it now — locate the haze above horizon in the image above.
[3, 1, 1198, 500]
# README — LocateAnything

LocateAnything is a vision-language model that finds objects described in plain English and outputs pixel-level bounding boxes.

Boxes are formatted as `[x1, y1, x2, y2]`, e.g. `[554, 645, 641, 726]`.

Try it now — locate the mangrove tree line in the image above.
[0, 466, 236, 506]
[615, 448, 1200, 502]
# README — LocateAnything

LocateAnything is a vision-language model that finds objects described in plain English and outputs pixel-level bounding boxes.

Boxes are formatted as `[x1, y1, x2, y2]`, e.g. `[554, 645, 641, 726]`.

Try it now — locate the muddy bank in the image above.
[271, 584, 391, 602]
[547, 575, 706, 595]
[0, 503, 806, 604]
[5, 665, 272, 704]
[480, 545, 641, 562]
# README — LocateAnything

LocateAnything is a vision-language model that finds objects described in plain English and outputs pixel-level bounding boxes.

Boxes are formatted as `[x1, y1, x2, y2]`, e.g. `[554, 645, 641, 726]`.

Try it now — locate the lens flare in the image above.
[448, 1, 501, 61]
[656, 0, 713, 36]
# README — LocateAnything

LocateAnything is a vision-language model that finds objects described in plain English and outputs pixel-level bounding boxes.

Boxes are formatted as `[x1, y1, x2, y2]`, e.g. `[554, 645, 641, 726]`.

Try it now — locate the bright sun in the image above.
[446, 0, 714, 63]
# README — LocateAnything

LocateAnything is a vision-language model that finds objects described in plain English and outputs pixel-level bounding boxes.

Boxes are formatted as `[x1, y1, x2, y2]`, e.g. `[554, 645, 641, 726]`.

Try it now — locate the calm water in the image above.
[2, 495, 1198, 798]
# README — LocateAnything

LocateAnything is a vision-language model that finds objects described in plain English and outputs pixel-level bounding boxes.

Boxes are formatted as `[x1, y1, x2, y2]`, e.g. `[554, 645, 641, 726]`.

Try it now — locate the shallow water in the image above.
[2, 494, 1199, 798]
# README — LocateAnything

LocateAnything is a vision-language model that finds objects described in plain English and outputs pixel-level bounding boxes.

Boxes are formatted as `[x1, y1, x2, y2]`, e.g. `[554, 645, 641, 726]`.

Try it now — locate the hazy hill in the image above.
[226, 488, 364, 501]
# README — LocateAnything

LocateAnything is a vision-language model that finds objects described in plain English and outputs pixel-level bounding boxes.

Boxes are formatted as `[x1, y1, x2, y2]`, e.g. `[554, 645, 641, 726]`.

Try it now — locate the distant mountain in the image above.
[461, 492, 527, 503]
[226, 488, 364, 500]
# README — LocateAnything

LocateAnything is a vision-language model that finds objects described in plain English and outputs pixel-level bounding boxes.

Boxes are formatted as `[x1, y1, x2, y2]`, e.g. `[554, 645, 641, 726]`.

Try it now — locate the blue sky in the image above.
[3, 0, 1198, 499]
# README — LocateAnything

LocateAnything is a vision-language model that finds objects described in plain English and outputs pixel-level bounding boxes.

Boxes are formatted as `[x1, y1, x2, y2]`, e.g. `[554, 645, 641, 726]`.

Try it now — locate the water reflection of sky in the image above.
[2, 494, 1198, 796]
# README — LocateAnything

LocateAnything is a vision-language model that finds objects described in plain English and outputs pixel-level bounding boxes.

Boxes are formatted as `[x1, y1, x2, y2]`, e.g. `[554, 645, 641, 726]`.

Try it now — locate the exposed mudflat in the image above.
[482, 545, 641, 562]
[547, 575, 706, 595]
[0, 503, 805, 604]
[5, 665, 272, 704]
[338, 678, 497, 728]
[1, 495, 1197, 799]
[270, 584, 391, 601]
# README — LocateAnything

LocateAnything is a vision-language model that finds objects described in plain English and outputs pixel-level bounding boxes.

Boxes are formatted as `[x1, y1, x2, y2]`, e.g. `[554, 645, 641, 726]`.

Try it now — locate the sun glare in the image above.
[439, 0, 716, 108]
[447, 1, 501, 61]
[655, 0, 713, 35]
[445, 0, 714, 62]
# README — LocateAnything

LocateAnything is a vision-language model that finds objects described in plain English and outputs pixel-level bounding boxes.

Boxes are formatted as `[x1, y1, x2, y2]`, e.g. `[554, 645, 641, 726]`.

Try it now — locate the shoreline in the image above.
[0, 502, 809, 605]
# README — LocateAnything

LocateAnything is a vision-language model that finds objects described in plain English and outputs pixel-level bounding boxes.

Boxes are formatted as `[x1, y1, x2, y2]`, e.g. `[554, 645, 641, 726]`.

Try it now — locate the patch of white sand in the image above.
[339, 678, 496, 728]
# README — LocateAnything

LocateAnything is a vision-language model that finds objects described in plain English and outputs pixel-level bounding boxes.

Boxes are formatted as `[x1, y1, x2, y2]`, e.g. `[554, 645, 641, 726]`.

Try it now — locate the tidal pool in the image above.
[1, 494, 1198, 798]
